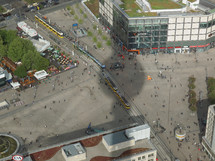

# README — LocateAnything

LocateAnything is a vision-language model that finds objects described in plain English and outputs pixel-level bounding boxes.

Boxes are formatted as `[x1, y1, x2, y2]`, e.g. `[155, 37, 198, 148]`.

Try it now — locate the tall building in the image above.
[202, 104, 215, 160]
[99, 0, 215, 54]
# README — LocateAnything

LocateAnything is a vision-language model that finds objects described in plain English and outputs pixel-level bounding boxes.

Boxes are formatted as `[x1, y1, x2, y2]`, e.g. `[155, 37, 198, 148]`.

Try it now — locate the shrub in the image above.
[188, 97, 197, 105]
[188, 83, 195, 89]
[188, 90, 196, 98]
[80, 8, 83, 14]
[189, 105, 197, 112]
[189, 76, 196, 83]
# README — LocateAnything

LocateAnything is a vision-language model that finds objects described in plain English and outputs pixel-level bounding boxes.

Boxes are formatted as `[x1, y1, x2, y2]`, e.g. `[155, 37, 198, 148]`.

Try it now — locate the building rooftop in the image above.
[148, 0, 182, 10]
[48, 128, 156, 161]
[113, 0, 215, 17]
[103, 130, 132, 146]
[62, 142, 85, 157]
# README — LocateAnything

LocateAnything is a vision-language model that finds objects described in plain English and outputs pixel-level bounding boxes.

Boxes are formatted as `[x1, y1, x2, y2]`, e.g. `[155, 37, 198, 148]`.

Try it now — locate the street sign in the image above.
[12, 155, 24, 161]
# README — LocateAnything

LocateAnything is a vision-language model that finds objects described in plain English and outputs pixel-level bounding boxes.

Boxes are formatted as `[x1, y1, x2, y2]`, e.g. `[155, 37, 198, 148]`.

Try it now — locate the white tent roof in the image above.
[17, 21, 38, 37]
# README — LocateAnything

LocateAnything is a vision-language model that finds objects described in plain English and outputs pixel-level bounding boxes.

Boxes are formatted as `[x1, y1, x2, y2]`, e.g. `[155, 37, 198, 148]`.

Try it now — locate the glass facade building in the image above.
[99, 0, 215, 54]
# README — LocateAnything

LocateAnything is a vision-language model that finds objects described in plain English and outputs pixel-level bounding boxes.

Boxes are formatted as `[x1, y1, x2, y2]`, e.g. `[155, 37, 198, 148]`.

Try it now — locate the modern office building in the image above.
[99, 0, 215, 54]
[202, 104, 215, 160]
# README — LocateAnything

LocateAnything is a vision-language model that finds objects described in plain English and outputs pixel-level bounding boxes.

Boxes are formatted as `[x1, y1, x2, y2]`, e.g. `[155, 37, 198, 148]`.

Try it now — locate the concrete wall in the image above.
[102, 137, 135, 152]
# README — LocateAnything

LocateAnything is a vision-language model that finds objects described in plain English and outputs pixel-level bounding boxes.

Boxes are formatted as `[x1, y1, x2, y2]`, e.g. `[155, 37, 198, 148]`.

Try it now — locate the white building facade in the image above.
[202, 104, 215, 160]
[99, 0, 215, 54]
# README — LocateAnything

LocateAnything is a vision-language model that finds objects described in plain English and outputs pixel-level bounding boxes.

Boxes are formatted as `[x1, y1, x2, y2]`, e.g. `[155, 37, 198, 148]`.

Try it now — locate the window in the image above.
[138, 157, 141, 160]
[199, 23, 207, 28]
[99, 0, 104, 5]
[142, 156, 146, 159]
[148, 153, 154, 157]
[161, 24, 168, 29]
[208, 21, 212, 27]
[160, 31, 167, 35]
[152, 25, 159, 30]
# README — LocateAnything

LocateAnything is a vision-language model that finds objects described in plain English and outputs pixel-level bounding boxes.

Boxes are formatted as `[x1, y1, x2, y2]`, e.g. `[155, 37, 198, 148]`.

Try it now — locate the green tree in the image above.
[98, 29, 102, 35]
[74, 15, 79, 20]
[70, 9, 75, 15]
[22, 50, 35, 70]
[84, 14, 87, 18]
[93, 36, 97, 42]
[78, 19, 83, 24]
[0, 30, 17, 45]
[106, 39, 111, 46]
[66, 5, 71, 10]
[8, 38, 25, 62]
[14, 65, 27, 78]
[93, 25, 97, 30]
[102, 35, 107, 40]
[209, 90, 215, 104]
[79, 8, 83, 14]
[97, 42, 102, 48]
[0, 36, 7, 58]
[32, 54, 49, 71]
[87, 31, 93, 37]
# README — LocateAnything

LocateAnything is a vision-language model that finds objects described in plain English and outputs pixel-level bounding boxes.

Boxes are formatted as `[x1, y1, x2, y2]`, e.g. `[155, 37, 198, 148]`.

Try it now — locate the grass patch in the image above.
[0, 136, 18, 159]
[142, 12, 158, 17]
[188, 0, 196, 2]
[84, 0, 99, 17]
[148, 0, 182, 9]
[119, 0, 145, 17]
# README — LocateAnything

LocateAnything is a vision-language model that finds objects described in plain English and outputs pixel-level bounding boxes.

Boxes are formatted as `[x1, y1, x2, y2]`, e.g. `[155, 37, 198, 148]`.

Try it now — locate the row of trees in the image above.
[188, 76, 197, 112]
[0, 30, 49, 78]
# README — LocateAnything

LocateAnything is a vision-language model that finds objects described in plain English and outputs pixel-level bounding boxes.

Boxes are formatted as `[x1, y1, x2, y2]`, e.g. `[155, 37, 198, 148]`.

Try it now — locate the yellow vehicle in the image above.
[35, 14, 64, 38]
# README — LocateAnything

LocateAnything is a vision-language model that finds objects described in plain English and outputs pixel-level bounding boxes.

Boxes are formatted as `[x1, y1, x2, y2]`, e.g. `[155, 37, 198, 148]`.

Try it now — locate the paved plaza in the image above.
[0, 60, 135, 152]
[1, 2, 215, 160]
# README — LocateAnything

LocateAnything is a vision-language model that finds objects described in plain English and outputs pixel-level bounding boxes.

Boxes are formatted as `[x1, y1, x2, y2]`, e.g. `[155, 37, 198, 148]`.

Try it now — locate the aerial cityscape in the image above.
[1, 0, 215, 161]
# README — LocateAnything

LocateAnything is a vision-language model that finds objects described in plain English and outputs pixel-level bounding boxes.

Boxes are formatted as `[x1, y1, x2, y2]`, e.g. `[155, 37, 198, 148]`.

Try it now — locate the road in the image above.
[200, 0, 215, 9]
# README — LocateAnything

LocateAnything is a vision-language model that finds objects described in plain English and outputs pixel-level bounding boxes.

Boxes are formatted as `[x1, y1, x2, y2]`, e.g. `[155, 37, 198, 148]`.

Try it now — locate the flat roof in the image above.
[62, 142, 85, 157]
[103, 130, 133, 146]
[126, 124, 150, 133]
